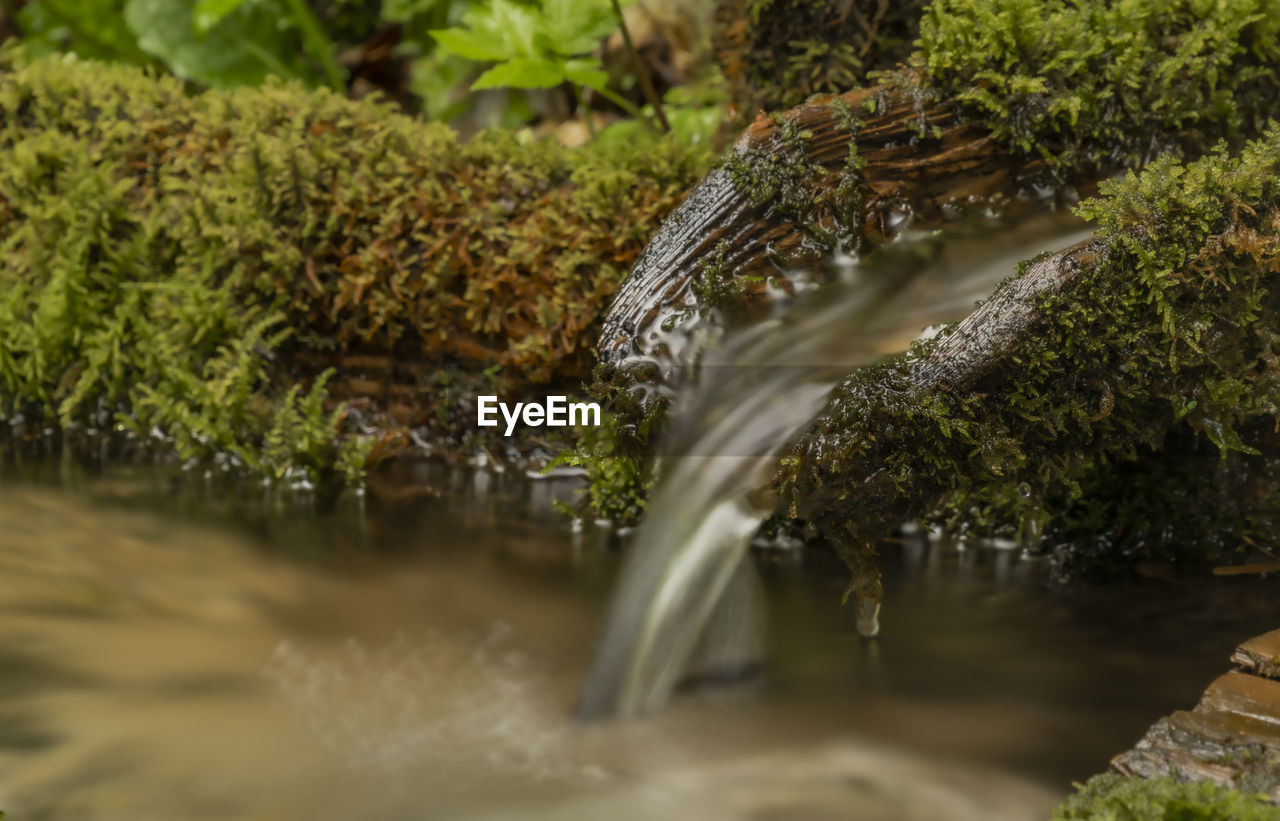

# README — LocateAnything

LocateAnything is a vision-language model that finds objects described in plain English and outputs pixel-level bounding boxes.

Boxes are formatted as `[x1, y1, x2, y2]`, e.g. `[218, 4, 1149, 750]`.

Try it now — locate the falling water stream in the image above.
[578, 211, 1097, 718]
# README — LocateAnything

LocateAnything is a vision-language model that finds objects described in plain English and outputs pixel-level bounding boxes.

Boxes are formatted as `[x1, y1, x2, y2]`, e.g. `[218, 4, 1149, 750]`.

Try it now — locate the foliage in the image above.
[548, 411, 652, 522]
[7, 0, 710, 138]
[0, 50, 709, 482]
[918, 0, 1280, 178]
[17, 0, 344, 89]
[430, 0, 666, 130]
[549, 359, 672, 522]
[13, 0, 152, 64]
[596, 77, 726, 148]
[1052, 775, 1280, 820]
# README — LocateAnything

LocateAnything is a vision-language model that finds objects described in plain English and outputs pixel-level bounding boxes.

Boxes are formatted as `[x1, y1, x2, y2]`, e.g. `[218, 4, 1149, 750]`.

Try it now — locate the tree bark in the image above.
[598, 79, 1051, 365]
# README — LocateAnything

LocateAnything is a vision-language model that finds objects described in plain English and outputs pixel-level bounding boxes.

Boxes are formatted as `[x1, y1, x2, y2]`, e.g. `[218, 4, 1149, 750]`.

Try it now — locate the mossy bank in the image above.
[0, 49, 710, 492]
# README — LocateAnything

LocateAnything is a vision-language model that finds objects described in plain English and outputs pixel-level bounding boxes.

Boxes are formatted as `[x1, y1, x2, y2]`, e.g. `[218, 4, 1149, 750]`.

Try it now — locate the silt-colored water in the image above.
[0, 457, 1274, 820]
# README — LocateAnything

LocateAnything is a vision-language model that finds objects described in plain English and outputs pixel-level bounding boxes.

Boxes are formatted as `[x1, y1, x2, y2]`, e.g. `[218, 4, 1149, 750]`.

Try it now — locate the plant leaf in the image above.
[430, 27, 507, 62]
[18, 0, 152, 63]
[563, 58, 608, 91]
[124, 0, 311, 88]
[472, 58, 565, 90]
[541, 0, 617, 56]
[193, 0, 252, 32]
[480, 0, 543, 59]
[382, 0, 443, 23]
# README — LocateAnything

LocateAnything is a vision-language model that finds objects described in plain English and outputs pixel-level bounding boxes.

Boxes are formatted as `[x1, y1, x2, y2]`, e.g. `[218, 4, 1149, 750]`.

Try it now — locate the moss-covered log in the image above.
[778, 131, 1280, 610]
[580, 0, 1280, 526]
[0, 49, 709, 486]
[601, 0, 1280, 363]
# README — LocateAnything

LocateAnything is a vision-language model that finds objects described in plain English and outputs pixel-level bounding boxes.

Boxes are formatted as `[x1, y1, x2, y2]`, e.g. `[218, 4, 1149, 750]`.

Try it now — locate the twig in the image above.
[1213, 560, 1280, 576]
[574, 84, 597, 139]
[609, 0, 669, 134]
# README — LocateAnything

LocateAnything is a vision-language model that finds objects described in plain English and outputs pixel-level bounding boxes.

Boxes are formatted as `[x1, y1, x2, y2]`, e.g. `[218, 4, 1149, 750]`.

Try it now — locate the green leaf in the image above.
[541, 0, 618, 56]
[382, 0, 444, 23]
[18, 0, 153, 63]
[430, 27, 508, 62]
[472, 58, 565, 90]
[562, 58, 608, 91]
[478, 0, 542, 59]
[193, 0, 251, 33]
[124, 0, 311, 88]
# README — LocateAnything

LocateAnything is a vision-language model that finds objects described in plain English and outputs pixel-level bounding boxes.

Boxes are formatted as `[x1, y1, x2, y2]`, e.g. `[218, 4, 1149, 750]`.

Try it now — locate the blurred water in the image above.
[0, 454, 1275, 820]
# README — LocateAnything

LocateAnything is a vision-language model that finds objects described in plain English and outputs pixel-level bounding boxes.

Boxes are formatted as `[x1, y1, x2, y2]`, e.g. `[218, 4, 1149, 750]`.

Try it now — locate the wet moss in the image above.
[1052, 774, 1280, 820]
[551, 359, 671, 523]
[0, 49, 711, 486]
[1025, 422, 1280, 575]
[919, 0, 1280, 180]
[722, 110, 859, 248]
[781, 128, 1280, 574]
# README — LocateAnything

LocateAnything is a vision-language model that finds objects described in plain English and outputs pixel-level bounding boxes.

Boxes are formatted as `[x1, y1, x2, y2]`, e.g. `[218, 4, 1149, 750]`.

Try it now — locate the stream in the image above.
[0, 451, 1275, 819]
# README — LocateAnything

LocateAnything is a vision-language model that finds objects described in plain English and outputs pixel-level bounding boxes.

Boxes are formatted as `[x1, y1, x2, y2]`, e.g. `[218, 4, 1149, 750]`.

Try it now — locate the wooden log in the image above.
[1109, 631, 1280, 803]
[1235, 631, 1280, 680]
[597, 81, 1042, 364]
[1200, 673, 1280, 729]
[772, 127, 1280, 612]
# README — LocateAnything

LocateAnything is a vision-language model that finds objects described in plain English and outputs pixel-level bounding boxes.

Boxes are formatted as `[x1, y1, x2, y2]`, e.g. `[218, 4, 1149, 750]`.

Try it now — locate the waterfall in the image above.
[577, 213, 1094, 719]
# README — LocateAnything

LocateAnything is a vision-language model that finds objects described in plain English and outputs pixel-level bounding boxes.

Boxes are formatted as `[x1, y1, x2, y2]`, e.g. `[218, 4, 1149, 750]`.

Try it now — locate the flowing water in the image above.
[0, 455, 1276, 820]
[577, 211, 1097, 719]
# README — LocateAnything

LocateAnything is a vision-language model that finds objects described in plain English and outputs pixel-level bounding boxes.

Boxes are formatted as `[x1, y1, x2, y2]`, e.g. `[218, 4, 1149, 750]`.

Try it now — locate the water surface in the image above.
[0, 457, 1274, 820]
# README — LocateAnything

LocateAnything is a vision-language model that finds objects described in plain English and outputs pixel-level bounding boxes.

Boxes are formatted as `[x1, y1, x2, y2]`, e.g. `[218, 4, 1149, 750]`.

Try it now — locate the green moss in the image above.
[0, 49, 711, 486]
[550, 413, 652, 524]
[552, 359, 674, 523]
[918, 0, 1280, 179]
[1052, 775, 1280, 820]
[722, 110, 859, 249]
[781, 127, 1280, 572]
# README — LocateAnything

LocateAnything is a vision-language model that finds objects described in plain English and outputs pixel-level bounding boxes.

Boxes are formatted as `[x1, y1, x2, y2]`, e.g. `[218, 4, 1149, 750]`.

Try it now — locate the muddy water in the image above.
[0, 457, 1275, 820]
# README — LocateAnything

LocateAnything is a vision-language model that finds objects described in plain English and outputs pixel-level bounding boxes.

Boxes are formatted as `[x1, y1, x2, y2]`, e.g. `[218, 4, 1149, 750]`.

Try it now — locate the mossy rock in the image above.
[0, 49, 711, 488]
